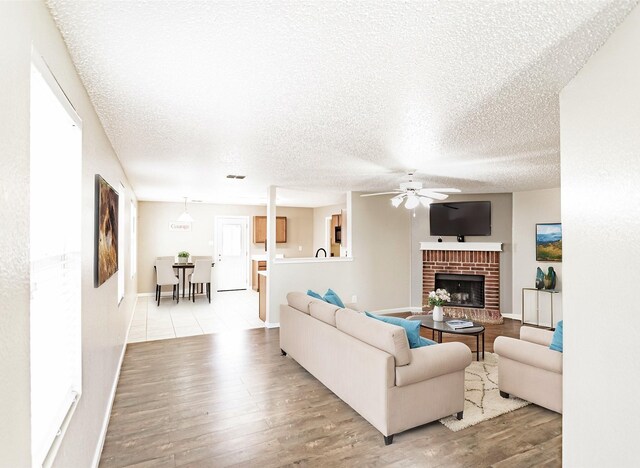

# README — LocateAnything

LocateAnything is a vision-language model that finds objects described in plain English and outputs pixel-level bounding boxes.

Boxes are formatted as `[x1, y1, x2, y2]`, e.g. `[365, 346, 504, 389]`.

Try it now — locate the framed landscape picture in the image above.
[536, 223, 562, 262]
[95, 174, 119, 286]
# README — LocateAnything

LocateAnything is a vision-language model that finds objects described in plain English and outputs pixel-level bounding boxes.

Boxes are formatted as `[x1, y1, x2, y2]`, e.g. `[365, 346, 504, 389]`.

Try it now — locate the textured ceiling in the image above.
[47, 0, 637, 205]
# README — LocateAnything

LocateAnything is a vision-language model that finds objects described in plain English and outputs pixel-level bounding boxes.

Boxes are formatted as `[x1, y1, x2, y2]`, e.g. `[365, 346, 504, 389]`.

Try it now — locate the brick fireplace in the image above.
[421, 243, 503, 324]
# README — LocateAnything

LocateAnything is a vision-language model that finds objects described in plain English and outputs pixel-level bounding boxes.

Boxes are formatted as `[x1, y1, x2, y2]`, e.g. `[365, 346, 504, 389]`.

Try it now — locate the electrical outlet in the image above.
[351, 295, 357, 303]
[298, 245, 302, 251]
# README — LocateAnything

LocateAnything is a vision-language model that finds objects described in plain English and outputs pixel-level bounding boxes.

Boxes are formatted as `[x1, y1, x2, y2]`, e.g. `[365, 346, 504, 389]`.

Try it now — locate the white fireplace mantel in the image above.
[420, 242, 502, 252]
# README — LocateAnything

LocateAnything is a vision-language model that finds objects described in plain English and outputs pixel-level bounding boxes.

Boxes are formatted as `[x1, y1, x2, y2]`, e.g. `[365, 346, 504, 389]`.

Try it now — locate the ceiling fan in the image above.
[361, 172, 460, 209]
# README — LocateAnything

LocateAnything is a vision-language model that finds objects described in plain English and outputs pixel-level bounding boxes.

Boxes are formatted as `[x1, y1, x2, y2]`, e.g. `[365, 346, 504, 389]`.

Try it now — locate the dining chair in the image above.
[155, 258, 180, 306]
[188, 259, 212, 303]
[189, 256, 213, 295]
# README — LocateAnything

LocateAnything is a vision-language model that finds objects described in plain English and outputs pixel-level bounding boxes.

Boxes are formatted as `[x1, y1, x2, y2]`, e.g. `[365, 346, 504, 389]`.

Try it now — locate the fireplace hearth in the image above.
[435, 273, 485, 309]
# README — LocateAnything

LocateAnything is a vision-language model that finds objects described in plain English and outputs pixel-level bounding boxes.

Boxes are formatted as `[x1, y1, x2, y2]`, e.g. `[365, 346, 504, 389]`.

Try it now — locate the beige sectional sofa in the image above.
[280, 292, 472, 444]
[494, 326, 563, 413]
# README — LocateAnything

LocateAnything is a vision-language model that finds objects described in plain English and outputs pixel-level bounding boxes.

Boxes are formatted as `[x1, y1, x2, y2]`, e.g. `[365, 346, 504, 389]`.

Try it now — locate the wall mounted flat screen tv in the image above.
[429, 201, 491, 236]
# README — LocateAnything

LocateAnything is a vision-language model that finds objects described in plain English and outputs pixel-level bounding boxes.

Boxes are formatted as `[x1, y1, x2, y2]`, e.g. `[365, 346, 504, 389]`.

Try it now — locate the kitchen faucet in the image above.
[315, 248, 327, 258]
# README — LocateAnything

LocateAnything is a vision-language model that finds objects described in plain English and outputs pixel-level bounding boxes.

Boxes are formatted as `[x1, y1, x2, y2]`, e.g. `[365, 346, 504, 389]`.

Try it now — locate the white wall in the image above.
[0, 3, 32, 465]
[269, 192, 411, 323]
[137, 202, 314, 293]
[410, 193, 513, 313]
[0, 3, 138, 466]
[511, 188, 562, 324]
[560, 5, 640, 466]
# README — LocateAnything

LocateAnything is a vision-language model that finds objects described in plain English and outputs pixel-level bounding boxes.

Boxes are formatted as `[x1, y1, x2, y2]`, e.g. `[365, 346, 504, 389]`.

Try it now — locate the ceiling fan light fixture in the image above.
[391, 195, 404, 207]
[404, 194, 419, 209]
[419, 197, 433, 207]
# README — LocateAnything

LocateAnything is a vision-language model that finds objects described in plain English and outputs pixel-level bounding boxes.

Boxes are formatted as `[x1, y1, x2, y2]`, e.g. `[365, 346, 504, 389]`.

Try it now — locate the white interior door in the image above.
[215, 216, 249, 291]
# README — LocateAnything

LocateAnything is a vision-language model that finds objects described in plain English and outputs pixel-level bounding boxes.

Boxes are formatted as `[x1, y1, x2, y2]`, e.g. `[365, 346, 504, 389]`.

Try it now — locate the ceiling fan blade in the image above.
[421, 188, 461, 193]
[419, 197, 434, 207]
[360, 191, 403, 197]
[417, 189, 449, 200]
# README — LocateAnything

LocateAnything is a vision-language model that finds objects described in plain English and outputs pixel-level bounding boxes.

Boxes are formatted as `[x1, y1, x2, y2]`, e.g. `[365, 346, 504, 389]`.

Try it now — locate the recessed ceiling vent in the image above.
[226, 174, 246, 179]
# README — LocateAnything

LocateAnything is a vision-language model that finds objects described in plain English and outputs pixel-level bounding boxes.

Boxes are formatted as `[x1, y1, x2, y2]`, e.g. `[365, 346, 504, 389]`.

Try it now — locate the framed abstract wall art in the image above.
[95, 174, 119, 286]
[536, 223, 562, 262]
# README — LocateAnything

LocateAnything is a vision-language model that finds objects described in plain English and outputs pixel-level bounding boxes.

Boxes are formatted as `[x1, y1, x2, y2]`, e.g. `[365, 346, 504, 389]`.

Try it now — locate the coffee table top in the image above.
[407, 315, 485, 335]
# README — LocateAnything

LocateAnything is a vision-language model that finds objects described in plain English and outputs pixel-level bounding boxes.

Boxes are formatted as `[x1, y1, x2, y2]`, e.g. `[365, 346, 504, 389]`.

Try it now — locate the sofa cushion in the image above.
[336, 308, 411, 366]
[287, 292, 317, 315]
[323, 288, 346, 308]
[549, 320, 563, 353]
[309, 300, 341, 326]
[364, 312, 423, 349]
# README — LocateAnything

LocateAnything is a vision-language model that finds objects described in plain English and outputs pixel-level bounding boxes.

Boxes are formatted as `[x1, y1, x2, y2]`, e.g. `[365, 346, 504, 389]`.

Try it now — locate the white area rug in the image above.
[439, 352, 531, 431]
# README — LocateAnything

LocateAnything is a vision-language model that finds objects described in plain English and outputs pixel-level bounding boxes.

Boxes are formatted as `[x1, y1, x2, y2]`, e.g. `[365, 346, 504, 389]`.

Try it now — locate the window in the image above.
[30, 52, 82, 467]
[130, 200, 137, 278]
[118, 182, 125, 303]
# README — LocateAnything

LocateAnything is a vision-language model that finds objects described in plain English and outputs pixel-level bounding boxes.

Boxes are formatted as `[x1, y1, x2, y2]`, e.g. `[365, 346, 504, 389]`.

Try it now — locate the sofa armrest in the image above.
[395, 342, 472, 387]
[520, 326, 554, 346]
[494, 336, 562, 374]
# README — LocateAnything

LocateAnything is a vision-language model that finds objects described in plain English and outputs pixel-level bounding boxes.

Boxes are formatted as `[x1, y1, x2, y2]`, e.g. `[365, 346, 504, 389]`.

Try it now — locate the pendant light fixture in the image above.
[177, 197, 194, 223]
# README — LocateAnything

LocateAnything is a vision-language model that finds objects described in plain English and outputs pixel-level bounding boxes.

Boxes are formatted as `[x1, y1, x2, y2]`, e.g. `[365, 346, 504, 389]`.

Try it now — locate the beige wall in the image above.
[410, 193, 513, 313]
[0, 2, 138, 466]
[560, 5, 640, 466]
[138, 202, 314, 293]
[276, 206, 314, 258]
[269, 192, 411, 323]
[511, 188, 562, 324]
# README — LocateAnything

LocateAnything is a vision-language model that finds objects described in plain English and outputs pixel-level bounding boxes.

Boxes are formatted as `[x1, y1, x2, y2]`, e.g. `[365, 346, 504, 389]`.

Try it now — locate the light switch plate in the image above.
[351, 295, 357, 303]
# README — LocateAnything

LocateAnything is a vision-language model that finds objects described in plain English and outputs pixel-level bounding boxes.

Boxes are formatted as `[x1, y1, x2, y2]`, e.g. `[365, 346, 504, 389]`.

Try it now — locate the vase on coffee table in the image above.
[433, 305, 444, 322]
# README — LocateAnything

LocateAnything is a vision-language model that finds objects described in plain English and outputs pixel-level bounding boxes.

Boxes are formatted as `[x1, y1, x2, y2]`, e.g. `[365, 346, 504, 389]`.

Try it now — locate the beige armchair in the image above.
[494, 326, 562, 414]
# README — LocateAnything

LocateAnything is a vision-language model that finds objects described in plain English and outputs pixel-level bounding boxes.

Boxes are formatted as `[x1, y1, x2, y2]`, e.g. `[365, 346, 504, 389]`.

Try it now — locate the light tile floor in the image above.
[128, 289, 264, 343]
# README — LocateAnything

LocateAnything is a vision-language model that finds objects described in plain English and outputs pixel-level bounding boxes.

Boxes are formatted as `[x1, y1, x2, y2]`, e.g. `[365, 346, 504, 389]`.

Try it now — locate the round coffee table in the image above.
[408, 315, 485, 361]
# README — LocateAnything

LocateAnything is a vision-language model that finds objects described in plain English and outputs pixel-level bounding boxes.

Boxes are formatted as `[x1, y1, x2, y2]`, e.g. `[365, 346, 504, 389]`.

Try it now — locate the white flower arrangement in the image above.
[428, 288, 451, 307]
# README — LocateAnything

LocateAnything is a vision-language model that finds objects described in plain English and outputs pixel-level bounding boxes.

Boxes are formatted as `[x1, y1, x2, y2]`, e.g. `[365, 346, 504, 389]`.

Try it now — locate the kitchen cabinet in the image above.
[253, 216, 287, 243]
[258, 272, 267, 322]
[252, 260, 267, 291]
[330, 213, 341, 257]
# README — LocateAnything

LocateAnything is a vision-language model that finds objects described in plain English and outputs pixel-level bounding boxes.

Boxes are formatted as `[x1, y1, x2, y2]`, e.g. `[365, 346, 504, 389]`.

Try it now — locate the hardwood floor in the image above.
[100, 321, 561, 467]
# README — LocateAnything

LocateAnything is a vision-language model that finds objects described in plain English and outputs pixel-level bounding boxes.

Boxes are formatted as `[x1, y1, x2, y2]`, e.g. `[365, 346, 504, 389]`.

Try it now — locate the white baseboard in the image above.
[370, 306, 422, 316]
[265, 322, 280, 328]
[91, 295, 138, 468]
[501, 313, 521, 321]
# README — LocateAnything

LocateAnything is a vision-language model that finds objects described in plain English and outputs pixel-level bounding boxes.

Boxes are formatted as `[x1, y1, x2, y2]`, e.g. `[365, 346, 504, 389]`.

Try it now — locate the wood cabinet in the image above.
[253, 216, 287, 243]
[330, 213, 342, 257]
[258, 273, 267, 322]
[252, 260, 267, 291]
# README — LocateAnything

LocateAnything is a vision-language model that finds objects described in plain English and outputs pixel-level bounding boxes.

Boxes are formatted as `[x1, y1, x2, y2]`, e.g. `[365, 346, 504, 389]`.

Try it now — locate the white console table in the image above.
[521, 288, 560, 329]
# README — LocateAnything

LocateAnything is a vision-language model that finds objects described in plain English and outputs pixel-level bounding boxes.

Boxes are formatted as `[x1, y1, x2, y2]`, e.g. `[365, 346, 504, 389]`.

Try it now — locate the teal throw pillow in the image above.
[365, 312, 423, 349]
[307, 289, 324, 301]
[416, 336, 437, 348]
[549, 320, 563, 353]
[323, 288, 345, 308]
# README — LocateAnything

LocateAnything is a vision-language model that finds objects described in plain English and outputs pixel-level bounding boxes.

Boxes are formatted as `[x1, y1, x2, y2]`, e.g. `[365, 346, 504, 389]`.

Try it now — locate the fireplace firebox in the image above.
[435, 273, 485, 309]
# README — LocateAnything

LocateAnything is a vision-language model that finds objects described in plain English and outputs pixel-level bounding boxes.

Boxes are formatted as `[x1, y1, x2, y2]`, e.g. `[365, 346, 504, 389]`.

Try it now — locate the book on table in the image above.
[447, 320, 475, 330]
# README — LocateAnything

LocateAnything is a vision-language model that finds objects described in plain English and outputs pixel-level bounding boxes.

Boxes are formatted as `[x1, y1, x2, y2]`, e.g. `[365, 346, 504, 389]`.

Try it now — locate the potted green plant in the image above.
[177, 251, 190, 264]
